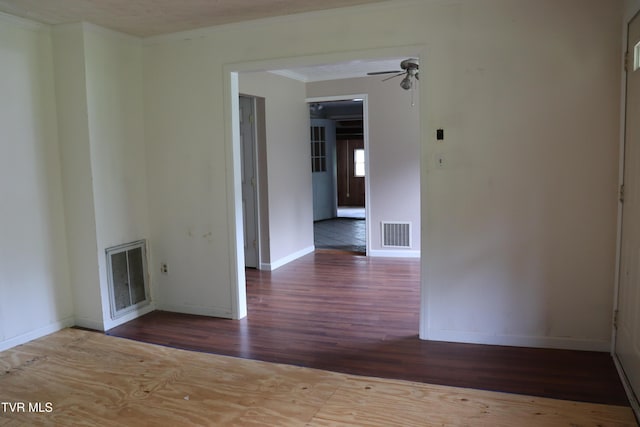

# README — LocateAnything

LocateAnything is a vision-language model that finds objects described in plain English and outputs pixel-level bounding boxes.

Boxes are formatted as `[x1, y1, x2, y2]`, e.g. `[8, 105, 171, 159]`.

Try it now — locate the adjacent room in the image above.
[1, 0, 639, 424]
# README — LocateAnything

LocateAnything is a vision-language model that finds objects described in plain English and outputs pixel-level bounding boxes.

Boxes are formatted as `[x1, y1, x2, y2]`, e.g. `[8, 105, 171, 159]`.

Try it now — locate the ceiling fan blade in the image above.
[381, 72, 406, 82]
[367, 70, 402, 76]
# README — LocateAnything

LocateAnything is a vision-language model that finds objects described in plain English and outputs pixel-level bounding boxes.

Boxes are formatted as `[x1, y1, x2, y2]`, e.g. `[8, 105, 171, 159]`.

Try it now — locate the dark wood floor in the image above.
[107, 251, 629, 407]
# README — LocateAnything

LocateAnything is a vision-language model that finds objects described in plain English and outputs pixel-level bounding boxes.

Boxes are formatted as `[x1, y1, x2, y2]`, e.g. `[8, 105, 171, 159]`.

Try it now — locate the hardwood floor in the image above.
[108, 252, 630, 407]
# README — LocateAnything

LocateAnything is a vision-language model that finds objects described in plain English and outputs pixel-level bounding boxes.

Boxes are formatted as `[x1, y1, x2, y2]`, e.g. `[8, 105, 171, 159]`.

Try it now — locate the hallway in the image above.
[314, 207, 366, 253]
[314, 217, 365, 253]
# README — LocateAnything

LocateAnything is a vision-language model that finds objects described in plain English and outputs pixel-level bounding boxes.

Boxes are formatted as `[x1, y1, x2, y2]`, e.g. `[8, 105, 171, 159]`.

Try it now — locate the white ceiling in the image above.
[270, 58, 406, 82]
[0, 0, 412, 83]
[0, 0, 387, 38]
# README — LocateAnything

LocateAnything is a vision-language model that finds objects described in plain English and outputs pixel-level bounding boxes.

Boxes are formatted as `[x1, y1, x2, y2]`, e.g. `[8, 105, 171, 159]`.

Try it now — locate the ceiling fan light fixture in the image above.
[400, 75, 412, 90]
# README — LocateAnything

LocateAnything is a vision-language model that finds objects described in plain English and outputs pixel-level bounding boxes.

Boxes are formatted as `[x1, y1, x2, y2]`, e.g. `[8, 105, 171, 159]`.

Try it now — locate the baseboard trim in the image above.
[0, 316, 75, 352]
[368, 249, 420, 258]
[103, 303, 156, 331]
[74, 316, 104, 332]
[158, 304, 233, 319]
[262, 245, 315, 271]
[425, 329, 611, 352]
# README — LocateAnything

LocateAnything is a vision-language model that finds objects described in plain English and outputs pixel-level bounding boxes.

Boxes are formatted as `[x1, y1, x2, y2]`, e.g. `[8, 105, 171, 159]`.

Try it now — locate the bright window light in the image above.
[354, 149, 365, 177]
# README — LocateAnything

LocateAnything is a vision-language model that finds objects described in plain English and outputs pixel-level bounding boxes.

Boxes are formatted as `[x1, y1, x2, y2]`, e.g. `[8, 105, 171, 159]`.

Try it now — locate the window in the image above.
[354, 148, 365, 177]
[310, 126, 327, 172]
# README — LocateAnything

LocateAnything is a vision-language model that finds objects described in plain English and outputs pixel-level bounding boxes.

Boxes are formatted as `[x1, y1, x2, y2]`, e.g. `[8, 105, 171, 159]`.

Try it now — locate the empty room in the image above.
[1, 0, 639, 425]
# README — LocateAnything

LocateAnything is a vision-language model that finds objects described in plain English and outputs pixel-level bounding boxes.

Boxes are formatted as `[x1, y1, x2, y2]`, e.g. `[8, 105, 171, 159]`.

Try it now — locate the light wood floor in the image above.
[0, 329, 636, 426]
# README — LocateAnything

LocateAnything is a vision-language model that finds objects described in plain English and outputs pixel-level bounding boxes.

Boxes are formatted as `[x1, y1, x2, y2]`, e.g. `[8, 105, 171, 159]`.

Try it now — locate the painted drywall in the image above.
[51, 23, 104, 330]
[52, 24, 153, 330]
[240, 71, 314, 269]
[307, 76, 421, 255]
[143, 0, 622, 350]
[143, 37, 236, 317]
[83, 25, 152, 330]
[419, 0, 622, 351]
[0, 14, 74, 350]
[626, 0, 640, 20]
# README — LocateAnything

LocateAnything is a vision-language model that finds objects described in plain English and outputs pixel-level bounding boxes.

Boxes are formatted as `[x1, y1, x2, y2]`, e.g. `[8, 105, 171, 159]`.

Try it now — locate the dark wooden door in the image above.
[337, 139, 365, 207]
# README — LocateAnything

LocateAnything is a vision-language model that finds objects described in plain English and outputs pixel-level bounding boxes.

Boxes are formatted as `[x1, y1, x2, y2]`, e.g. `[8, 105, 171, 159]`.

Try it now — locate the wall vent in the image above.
[381, 222, 412, 248]
[106, 240, 150, 319]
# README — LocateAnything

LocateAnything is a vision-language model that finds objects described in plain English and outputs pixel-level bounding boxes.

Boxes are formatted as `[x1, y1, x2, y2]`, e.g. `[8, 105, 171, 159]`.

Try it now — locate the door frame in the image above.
[222, 45, 426, 324]
[239, 94, 261, 268]
[307, 94, 371, 256]
[612, 6, 640, 419]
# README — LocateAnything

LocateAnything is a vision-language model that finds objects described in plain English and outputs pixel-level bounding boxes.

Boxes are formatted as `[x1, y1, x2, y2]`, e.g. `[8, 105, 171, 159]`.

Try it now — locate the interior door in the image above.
[616, 11, 640, 410]
[337, 139, 365, 207]
[240, 96, 258, 268]
[310, 119, 337, 221]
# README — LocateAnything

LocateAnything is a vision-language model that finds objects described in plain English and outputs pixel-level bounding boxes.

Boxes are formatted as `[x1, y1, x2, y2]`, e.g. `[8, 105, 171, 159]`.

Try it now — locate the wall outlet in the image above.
[160, 263, 168, 274]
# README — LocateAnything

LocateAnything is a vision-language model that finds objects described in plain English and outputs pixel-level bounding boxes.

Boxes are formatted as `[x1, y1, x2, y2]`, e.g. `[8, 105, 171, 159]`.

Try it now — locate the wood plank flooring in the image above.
[0, 329, 636, 426]
[108, 252, 630, 407]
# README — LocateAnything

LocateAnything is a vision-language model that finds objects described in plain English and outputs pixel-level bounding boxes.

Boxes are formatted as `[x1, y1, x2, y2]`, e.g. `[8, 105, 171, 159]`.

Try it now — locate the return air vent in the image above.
[381, 222, 411, 248]
[106, 240, 150, 319]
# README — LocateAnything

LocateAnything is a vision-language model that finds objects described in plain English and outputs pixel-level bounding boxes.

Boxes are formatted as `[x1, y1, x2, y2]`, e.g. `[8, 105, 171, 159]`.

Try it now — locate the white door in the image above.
[616, 11, 640, 411]
[310, 119, 337, 221]
[240, 96, 259, 268]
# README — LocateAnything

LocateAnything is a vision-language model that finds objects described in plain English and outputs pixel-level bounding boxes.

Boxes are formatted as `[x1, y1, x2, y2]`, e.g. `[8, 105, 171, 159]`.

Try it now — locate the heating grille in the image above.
[381, 222, 411, 248]
[106, 240, 150, 319]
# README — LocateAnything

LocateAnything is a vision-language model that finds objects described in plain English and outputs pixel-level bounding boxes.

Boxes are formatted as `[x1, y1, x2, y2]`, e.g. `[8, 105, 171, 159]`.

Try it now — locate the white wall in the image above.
[83, 25, 152, 329]
[144, 0, 622, 350]
[626, 0, 640, 20]
[421, 0, 622, 351]
[143, 37, 236, 318]
[0, 14, 74, 350]
[51, 23, 103, 330]
[52, 23, 152, 330]
[240, 71, 314, 269]
[307, 76, 421, 256]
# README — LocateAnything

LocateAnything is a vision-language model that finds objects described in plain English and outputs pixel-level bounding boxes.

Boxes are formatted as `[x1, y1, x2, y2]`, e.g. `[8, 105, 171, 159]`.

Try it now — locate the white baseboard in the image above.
[0, 316, 75, 352]
[425, 329, 611, 352]
[158, 304, 233, 319]
[103, 303, 156, 331]
[261, 245, 315, 271]
[368, 249, 420, 258]
[74, 316, 105, 331]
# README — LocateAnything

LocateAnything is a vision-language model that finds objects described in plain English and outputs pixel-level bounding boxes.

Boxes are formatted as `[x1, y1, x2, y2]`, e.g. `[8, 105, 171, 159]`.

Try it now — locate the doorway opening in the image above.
[309, 98, 367, 255]
[225, 49, 424, 326]
[239, 95, 259, 268]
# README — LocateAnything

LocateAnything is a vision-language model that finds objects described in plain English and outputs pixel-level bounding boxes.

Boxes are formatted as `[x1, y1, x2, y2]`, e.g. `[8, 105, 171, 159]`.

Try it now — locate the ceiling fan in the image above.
[368, 58, 419, 90]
